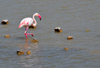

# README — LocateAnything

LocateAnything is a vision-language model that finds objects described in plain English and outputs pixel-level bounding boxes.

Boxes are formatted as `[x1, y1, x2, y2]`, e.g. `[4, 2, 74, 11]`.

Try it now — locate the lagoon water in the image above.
[0, 0, 100, 68]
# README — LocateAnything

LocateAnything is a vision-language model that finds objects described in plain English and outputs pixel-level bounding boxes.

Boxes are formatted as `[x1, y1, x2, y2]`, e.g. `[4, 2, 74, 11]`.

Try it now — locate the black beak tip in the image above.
[40, 18, 41, 20]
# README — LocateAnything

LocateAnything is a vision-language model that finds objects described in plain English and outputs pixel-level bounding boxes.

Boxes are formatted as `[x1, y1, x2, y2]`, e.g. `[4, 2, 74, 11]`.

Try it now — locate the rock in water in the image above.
[31, 37, 38, 43]
[67, 36, 73, 40]
[64, 47, 68, 50]
[54, 27, 63, 33]
[26, 51, 31, 55]
[29, 26, 36, 29]
[4, 35, 10, 38]
[1, 19, 9, 25]
[17, 50, 24, 55]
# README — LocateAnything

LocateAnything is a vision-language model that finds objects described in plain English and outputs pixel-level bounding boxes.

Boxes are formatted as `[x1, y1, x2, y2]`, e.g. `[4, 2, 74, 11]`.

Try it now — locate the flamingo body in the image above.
[19, 18, 33, 28]
[18, 13, 41, 38]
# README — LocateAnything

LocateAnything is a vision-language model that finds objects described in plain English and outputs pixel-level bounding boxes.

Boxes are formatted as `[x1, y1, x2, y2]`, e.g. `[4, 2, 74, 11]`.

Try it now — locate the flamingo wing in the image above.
[18, 18, 33, 28]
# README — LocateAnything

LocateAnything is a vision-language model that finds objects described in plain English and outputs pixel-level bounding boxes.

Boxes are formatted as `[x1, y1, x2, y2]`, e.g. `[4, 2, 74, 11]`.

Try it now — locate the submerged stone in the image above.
[26, 51, 31, 55]
[4, 35, 10, 38]
[64, 47, 68, 50]
[67, 36, 73, 40]
[17, 50, 24, 55]
[31, 38, 38, 43]
[86, 30, 90, 32]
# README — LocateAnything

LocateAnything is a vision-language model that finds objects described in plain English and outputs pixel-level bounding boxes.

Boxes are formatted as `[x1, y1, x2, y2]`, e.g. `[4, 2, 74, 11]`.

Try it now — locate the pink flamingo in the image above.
[18, 13, 41, 38]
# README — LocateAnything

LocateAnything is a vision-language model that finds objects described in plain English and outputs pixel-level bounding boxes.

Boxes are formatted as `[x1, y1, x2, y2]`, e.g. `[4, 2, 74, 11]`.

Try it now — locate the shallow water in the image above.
[0, 0, 100, 68]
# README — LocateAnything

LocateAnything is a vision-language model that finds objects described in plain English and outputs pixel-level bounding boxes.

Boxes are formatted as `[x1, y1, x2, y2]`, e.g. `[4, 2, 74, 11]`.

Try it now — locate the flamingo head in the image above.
[34, 13, 41, 20]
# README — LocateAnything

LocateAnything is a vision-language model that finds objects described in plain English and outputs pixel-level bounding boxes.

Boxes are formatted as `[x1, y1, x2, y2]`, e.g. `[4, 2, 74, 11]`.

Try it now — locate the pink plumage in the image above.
[18, 18, 33, 28]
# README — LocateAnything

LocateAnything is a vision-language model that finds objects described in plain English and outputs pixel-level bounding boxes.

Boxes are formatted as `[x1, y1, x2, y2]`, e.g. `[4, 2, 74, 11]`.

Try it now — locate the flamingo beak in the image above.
[38, 15, 41, 20]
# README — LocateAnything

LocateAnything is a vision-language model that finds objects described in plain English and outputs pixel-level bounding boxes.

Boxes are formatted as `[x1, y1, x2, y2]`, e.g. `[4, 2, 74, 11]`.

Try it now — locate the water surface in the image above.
[0, 0, 100, 68]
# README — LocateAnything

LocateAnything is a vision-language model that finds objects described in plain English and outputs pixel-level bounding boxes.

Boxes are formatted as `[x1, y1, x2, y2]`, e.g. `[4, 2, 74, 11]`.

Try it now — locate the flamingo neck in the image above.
[33, 15, 37, 26]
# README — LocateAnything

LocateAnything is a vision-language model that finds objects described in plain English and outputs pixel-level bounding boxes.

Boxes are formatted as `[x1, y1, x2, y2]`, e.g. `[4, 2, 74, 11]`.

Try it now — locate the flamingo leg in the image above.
[24, 27, 34, 38]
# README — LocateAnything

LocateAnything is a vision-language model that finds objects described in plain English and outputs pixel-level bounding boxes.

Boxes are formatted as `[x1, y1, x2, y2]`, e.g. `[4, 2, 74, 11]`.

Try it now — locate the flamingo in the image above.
[18, 13, 41, 38]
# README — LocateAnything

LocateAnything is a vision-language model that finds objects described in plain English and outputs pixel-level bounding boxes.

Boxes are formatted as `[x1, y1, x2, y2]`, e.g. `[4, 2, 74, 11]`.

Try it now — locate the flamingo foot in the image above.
[31, 34, 34, 37]
[24, 33, 27, 38]
[24, 33, 34, 38]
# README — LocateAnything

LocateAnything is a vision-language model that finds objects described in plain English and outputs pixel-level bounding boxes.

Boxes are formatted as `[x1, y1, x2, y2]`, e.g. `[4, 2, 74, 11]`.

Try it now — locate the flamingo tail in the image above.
[18, 20, 26, 28]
